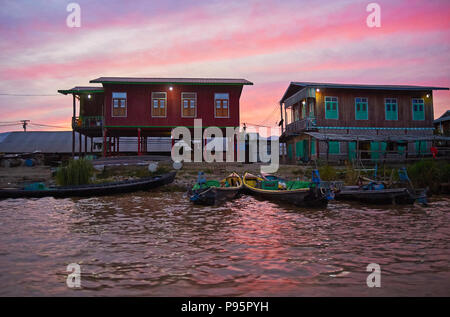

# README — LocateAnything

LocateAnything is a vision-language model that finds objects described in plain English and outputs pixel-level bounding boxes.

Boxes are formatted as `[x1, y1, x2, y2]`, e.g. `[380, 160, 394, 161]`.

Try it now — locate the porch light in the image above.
[426, 94, 430, 98]
[302, 101, 306, 105]
[169, 86, 173, 91]
[87, 94, 91, 99]
[316, 88, 320, 92]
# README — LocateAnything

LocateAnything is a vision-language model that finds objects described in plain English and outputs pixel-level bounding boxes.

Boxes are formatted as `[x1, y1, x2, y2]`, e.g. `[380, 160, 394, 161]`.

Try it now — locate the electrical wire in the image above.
[0, 93, 59, 97]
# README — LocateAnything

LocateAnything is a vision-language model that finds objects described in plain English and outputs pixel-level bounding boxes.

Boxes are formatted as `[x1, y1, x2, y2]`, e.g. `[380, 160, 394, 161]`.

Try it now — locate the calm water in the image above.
[0, 192, 449, 296]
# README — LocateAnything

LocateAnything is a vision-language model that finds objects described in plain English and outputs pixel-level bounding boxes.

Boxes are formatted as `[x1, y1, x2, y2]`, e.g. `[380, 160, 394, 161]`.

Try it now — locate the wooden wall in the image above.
[314, 88, 433, 128]
[102, 84, 243, 128]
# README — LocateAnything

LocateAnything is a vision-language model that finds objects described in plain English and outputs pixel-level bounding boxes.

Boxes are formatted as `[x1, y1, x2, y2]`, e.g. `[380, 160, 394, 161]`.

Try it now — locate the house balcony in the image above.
[72, 116, 103, 130]
[286, 117, 317, 134]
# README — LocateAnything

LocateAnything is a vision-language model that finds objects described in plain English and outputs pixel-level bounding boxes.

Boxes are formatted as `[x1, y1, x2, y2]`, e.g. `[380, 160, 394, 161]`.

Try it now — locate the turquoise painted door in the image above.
[371, 142, 387, 161]
[288, 144, 293, 160]
[296, 141, 304, 159]
[311, 140, 316, 155]
[349, 142, 357, 161]
[398, 144, 406, 156]
[415, 141, 428, 154]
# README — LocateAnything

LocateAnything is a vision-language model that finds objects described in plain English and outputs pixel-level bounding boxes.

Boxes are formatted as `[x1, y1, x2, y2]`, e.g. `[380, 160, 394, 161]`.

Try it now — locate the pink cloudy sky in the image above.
[0, 0, 449, 134]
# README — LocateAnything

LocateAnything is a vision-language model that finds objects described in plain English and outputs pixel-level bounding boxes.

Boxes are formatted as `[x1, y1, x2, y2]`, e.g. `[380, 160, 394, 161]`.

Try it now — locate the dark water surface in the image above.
[0, 192, 449, 296]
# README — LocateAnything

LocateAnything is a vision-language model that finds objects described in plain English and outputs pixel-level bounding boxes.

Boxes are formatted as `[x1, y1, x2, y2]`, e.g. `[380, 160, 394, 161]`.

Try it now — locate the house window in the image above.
[181, 92, 196, 117]
[325, 96, 338, 119]
[112, 92, 127, 117]
[412, 98, 425, 121]
[152, 92, 167, 117]
[385, 98, 398, 120]
[355, 97, 368, 120]
[215, 93, 229, 118]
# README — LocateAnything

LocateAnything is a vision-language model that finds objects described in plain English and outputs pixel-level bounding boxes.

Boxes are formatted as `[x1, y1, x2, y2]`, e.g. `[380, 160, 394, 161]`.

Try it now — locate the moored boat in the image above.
[243, 171, 330, 208]
[0, 172, 177, 199]
[189, 172, 242, 205]
[334, 168, 427, 205]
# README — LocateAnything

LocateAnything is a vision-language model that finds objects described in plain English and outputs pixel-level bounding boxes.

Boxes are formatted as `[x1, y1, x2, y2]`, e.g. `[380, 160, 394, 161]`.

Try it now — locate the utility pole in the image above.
[20, 120, 30, 132]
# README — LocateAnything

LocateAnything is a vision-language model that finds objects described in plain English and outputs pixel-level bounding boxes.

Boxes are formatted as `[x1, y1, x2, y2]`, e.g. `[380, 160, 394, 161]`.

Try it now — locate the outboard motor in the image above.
[311, 169, 334, 201]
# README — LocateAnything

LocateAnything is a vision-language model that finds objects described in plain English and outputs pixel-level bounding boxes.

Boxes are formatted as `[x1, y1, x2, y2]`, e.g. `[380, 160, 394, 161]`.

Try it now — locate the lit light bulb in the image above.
[87, 94, 91, 99]
[169, 87, 173, 91]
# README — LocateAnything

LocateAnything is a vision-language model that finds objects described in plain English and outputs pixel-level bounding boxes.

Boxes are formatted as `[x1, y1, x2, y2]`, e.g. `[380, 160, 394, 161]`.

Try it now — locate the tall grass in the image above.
[55, 158, 94, 186]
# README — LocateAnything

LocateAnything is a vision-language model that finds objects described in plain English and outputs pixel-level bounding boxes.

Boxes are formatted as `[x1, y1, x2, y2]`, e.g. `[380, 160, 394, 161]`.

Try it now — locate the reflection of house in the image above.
[58, 77, 252, 157]
[279, 82, 449, 163]
[434, 110, 450, 135]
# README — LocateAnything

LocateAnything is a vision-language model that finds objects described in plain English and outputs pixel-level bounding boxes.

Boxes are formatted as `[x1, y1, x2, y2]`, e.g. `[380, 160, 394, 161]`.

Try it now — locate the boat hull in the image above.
[335, 186, 416, 205]
[243, 172, 328, 208]
[0, 172, 176, 199]
[190, 187, 241, 206]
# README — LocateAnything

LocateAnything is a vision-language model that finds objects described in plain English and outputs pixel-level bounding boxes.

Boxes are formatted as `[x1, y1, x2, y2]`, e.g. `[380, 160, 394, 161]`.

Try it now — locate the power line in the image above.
[29, 123, 70, 129]
[0, 93, 60, 96]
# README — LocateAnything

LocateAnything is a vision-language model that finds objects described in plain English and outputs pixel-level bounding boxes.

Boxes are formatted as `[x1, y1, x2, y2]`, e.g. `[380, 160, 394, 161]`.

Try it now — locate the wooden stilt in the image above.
[137, 128, 141, 156]
[79, 132, 82, 157]
[84, 135, 87, 155]
[103, 129, 107, 157]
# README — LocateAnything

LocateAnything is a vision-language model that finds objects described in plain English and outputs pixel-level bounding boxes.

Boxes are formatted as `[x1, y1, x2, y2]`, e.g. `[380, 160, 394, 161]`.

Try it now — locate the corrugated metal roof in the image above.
[304, 132, 450, 142]
[280, 81, 449, 103]
[0, 132, 171, 153]
[90, 77, 253, 85]
[58, 86, 104, 95]
[433, 110, 450, 124]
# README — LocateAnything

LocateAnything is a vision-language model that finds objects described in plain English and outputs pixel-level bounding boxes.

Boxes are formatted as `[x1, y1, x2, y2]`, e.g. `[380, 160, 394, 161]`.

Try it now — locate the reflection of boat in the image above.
[243, 172, 329, 208]
[189, 172, 242, 205]
[0, 172, 177, 199]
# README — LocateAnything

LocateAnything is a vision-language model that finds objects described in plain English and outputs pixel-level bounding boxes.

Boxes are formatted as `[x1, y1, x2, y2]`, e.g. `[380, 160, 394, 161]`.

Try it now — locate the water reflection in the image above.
[0, 193, 448, 296]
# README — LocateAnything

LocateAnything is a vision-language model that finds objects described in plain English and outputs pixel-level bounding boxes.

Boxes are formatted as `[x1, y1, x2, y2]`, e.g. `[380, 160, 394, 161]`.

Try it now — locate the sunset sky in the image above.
[0, 0, 449, 133]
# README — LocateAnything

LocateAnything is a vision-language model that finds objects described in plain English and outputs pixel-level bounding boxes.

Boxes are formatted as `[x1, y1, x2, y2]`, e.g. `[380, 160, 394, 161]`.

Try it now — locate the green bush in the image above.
[55, 158, 94, 186]
[318, 165, 337, 181]
[407, 160, 450, 193]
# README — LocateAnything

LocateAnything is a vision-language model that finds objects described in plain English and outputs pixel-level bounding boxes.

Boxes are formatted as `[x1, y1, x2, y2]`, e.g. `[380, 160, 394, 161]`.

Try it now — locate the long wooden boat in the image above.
[189, 172, 242, 205]
[334, 185, 425, 205]
[243, 172, 329, 208]
[0, 172, 176, 199]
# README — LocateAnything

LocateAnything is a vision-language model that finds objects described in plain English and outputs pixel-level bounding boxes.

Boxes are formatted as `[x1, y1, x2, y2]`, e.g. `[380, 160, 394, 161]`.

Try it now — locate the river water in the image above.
[0, 192, 449, 296]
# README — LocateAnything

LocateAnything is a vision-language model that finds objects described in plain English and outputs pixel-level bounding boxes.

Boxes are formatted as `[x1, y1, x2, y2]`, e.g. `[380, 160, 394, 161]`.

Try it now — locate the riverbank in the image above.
[1, 159, 449, 194]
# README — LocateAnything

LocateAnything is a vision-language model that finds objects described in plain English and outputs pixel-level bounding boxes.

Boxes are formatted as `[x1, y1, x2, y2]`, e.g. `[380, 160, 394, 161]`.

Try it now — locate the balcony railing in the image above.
[286, 117, 317, 133]
[72, 116, 103, 129]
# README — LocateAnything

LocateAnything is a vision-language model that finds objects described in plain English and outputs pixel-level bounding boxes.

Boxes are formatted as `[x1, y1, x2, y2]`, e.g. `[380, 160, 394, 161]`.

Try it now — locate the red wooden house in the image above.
[59, 77, 253, 157]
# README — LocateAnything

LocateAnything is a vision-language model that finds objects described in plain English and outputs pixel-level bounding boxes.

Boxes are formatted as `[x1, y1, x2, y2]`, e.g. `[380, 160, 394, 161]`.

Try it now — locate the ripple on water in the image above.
[0, 193, 449, 296]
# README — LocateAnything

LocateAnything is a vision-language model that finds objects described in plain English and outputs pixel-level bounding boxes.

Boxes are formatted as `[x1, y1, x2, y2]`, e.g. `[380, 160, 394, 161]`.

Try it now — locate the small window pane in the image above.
[183, 100, 188, 108]
[160, 100, 165, 108]
[215, 93, 229, 100]
[153, 100, 158, 108]
[113, 92, 126, 99]
[113, 100, 119, 108]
